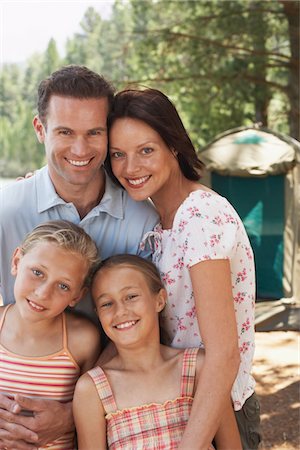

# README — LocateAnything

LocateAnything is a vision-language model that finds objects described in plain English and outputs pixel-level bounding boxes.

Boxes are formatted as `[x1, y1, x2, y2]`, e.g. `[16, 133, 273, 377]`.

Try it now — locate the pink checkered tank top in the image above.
[88, 348, 199, 449]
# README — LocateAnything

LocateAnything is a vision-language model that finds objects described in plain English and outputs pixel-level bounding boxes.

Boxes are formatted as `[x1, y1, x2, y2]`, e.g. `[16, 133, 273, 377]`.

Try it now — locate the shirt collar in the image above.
[94, 172, 124, 219]
[36, 166, 124, 219]
[36, 166, 66, 213]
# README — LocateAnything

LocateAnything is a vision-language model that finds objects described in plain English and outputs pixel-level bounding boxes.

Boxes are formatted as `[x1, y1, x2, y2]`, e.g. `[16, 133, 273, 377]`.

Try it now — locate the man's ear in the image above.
[69, 286, 88, 308]
[33, 116, 46, 143]
[11, 247, 22, 276]
[156, 288, 167, 313]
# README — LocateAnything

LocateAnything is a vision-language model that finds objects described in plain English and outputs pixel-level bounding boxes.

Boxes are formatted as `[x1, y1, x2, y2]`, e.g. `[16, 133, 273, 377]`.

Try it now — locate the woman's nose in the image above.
[125, 155, 140, 174]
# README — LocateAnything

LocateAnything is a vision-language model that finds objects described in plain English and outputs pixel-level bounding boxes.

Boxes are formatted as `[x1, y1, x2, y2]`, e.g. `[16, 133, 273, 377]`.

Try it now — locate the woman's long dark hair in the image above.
[105, 88, 204, 185]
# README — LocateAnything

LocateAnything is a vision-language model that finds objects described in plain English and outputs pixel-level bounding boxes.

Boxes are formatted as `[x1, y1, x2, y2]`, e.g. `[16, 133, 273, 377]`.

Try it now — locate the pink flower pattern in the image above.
[141, 190, 256, 410]
[234, 291, 246, 304]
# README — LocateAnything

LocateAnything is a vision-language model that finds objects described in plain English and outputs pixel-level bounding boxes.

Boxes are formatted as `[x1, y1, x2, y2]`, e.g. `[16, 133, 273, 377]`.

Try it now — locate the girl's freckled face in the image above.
[92, 266, 164, 347]
[11, 242, 88, 321]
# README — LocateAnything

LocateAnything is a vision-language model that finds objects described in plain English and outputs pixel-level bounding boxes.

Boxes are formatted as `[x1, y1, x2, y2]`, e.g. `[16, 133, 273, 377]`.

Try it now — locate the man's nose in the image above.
[71, 137, 87, 156]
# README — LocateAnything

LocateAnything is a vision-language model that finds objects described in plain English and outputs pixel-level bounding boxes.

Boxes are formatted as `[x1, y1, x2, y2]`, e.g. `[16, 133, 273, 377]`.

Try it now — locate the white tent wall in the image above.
[198, 127, 300, 303]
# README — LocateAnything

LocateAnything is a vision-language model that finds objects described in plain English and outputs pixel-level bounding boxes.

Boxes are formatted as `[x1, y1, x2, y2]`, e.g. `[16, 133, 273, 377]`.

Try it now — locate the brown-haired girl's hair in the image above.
[93, 254, 164, 294]
[105, 88, 204, 184]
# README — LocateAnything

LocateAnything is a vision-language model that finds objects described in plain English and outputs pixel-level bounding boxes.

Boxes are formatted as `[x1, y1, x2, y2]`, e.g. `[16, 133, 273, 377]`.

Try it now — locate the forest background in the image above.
[0, 0, 299, 178]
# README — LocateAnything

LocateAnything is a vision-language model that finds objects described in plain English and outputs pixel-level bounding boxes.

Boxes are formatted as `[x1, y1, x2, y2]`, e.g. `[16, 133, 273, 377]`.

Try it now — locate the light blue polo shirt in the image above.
[0, 166, 158, 318]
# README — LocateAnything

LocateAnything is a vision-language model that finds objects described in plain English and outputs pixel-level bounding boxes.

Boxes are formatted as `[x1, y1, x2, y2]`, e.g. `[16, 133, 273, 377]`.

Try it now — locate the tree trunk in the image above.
[280, 0, 300, 140]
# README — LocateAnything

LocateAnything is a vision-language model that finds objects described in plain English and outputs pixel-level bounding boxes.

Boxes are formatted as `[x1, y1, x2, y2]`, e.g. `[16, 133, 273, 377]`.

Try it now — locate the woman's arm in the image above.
[179, 259, 241, 450]
[214, 399, 242, 450]
[73, 373, 107, 450]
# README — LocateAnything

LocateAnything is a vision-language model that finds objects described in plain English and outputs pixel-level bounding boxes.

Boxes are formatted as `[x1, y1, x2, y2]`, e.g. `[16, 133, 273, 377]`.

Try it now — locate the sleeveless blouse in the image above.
[0, 305, 80, 449]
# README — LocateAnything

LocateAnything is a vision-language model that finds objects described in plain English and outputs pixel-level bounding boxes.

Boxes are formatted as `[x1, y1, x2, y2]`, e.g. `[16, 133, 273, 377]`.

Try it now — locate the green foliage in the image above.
[0, 0, 297, 177]
[125, 0, 293, 146]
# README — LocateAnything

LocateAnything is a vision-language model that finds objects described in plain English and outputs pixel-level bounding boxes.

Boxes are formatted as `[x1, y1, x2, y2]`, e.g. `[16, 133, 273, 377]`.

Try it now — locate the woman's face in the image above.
[109, 118, 179, 202]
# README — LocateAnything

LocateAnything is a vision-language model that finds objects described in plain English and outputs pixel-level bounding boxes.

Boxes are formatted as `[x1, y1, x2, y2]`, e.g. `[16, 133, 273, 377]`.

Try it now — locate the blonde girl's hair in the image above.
[94, 254, 164, 294]
[20, 220, 99, 286]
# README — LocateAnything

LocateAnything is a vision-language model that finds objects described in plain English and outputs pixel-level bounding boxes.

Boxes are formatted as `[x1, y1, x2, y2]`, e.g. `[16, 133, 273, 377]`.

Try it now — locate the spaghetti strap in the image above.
[180, 348, 199, 397]
[87, 366, 118, 414]
[0, 304, 12, 335]
[61, 313, 67, 349]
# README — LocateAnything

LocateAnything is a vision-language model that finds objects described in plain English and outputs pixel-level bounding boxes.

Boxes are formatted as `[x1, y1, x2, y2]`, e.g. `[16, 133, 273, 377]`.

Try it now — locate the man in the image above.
[0, 65, 158, 449]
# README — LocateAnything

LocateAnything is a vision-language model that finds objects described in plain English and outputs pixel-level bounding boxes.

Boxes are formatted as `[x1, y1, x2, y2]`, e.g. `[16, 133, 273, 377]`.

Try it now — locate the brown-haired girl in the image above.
[73, 254, 240, 449]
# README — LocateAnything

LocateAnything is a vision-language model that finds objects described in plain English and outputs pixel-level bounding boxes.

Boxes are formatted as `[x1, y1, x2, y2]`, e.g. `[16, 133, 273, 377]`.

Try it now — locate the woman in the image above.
[104, 88, 261, 450]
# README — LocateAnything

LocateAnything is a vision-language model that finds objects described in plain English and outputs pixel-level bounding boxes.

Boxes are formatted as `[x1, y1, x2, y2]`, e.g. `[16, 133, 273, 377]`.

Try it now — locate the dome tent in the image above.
[199, 126, 300, 301]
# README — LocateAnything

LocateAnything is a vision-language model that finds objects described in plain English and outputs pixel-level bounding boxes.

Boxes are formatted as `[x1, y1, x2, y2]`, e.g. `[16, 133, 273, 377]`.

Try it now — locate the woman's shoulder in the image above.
[187, 187, 230, 207]
[177, 187, 239, 224]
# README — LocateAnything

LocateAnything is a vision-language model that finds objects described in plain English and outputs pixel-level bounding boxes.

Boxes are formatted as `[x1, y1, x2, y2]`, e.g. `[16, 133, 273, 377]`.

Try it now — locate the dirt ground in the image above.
[253, 331, 299, 450]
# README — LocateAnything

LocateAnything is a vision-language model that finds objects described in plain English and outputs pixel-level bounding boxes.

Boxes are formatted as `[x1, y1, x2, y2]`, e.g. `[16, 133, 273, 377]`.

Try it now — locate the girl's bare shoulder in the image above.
[65, 311, 100, 341]
[161, 344, 184, 361]
[0, 304, 9, 320]
[65, 311, 101, 367]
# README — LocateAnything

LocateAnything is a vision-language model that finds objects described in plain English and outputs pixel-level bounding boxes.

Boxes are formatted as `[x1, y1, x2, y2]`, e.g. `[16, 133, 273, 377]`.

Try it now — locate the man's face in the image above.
[33, 95, 109, 191]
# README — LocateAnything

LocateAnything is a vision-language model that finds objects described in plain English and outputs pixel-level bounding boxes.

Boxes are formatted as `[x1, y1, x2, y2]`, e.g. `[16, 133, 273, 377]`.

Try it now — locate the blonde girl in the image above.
[0, 220, 100, 449]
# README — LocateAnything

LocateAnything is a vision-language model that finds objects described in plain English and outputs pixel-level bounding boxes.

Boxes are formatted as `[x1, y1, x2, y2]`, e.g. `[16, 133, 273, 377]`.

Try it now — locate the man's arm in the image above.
[0, 394, 73, 449]
[0, 393, 38, 449]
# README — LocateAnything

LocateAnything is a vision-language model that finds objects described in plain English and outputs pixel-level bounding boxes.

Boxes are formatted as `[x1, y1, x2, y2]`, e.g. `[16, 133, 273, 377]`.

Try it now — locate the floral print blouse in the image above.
[141, 190, 256, 410]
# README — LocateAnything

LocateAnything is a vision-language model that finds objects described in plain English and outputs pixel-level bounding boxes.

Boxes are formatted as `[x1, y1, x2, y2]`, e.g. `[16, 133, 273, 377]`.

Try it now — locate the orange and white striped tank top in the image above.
[0, 304, 80, 449]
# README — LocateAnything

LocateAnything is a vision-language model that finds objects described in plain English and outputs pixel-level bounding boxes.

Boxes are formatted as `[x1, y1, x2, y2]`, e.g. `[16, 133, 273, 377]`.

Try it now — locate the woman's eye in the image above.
[110, 151, 124, 159]
[59, 283, 69, 291]
[142, 147, 153, 155]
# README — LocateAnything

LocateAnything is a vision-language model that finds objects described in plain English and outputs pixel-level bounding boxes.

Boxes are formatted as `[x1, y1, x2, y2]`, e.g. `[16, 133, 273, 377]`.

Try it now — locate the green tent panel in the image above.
[212, 174, 284, 299]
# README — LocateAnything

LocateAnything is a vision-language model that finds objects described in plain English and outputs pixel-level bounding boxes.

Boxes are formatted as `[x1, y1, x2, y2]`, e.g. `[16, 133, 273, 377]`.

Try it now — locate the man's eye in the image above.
[59, 130, 71, 136]
[59, 283, 69, 291]
[89, 129, 102, 136]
